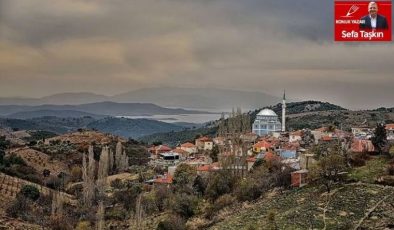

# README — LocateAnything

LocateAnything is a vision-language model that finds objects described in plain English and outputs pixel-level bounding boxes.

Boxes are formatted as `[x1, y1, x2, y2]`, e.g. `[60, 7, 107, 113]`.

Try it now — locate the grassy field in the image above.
[348, 156, 388, 183]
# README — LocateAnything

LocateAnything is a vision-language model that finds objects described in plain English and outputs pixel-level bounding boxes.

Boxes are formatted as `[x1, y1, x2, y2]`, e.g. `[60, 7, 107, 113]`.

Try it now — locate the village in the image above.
[146, 94, 394, 190]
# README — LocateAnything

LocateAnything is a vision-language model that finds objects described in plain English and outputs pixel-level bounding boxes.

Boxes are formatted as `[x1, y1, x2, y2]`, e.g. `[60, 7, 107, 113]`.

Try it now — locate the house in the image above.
[386, 124, 394, 140]
[291, 169, 308, 187]
[279, 149, 297, 159]
[299, 153, 317, 170]
[196, 162, 221, 175]
[351, 127, 374, 139]
[282, 158, 300, 170]
[195, 136, 213, 151]
[253, 140, 272, 153]
[152, 174, 173, 188]
[159, 152, 180, 161]
[172, 148, 190, 158]
[246, 157, 257, 171]
[264, 151, 281, 162]
[213, 136, 226, 146]
[178, 142, 197, 154]
[351, 139, 375, 153]
[289, 131, 303, 143]
[148, 145, 172, 155]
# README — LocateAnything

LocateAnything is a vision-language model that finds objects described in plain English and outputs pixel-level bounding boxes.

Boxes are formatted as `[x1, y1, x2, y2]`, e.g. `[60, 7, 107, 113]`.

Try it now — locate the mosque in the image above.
[252, 91, 286, 136]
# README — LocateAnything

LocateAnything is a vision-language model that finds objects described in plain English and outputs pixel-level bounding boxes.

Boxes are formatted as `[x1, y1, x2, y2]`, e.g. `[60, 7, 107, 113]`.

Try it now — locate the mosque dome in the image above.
[257, 109, 277, 117]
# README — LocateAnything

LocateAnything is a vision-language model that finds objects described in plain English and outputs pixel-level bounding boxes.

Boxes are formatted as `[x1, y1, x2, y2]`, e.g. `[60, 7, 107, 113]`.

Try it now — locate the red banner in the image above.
[334, 1, 392, 41]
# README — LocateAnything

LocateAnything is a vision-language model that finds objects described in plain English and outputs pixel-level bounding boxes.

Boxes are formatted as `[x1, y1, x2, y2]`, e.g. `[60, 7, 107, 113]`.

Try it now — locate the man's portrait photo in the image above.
[360, 1, 389, 29]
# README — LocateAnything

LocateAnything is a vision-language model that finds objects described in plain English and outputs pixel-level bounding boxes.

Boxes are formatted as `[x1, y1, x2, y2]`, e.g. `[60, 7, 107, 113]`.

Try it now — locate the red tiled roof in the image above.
[321, 136, 332, 141]
[253, 140, 272, 149]
[290, 130, 303, 136]
[172, 148, 189, 155]
[156, 145, 172, 151]
[246, 157, 256, 162]
[386, 124, 394, 130]
[264, 152, 280, 161]
[181, 142, 196, 148]
[197, 163, 220, 172]
[351, 139, 375, 153]
[154, 175, 173, 184]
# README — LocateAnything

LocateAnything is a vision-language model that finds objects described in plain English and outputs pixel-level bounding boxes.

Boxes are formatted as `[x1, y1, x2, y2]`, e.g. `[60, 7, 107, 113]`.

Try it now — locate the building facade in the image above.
[252, 109, 282, 136]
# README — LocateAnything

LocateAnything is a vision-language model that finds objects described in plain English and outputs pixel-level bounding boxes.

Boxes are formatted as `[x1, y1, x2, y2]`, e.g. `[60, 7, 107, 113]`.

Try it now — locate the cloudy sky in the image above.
[0, 0, 393, 109]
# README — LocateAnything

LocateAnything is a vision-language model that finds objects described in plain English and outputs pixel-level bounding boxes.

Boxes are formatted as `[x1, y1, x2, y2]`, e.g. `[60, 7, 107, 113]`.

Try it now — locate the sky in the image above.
[0, 0, 393, 109]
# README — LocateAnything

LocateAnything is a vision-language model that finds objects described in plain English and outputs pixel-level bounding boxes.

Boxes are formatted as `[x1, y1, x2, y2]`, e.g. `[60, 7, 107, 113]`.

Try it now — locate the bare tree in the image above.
[97, 146, 109, 194]
[96, 201, 105, 230]
[51, 191, 64, 218]
[82, 146, 96, 208]
[130, 194, 144, 230]
[218, 108, 251, 178]
[115, 141, 122, 171]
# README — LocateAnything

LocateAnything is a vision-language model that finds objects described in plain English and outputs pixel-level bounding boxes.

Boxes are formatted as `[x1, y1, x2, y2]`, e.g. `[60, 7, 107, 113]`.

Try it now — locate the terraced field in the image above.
[0, 173, 77, 206]
[209, 183, 394, 230]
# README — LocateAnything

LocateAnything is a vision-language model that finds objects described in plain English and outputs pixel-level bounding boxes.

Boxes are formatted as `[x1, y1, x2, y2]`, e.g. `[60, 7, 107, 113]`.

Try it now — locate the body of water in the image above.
[118, 113, 222, 124]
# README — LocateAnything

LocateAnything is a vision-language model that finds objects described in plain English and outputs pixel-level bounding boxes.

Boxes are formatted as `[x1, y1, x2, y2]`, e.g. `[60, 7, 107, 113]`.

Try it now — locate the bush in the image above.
[205, 171, 236, 201]
[350, 152, 368, 167]
[387, 165, 394, 175]
[20, 185, 40, 201]
[105, 207, 127, 220]
[156, 214, 185, 230]
[170, 193, 198, 219]
[6, 195, 31, 218]
[235, 179, 261, 202]
[205, 194, 236, 219]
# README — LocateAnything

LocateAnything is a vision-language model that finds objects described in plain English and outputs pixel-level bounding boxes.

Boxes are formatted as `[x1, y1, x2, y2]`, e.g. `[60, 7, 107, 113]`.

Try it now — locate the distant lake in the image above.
[118, 113, 222, 124]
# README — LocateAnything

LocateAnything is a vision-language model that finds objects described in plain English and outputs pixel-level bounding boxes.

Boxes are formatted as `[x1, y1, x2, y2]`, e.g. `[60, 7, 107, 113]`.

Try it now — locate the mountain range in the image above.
[0, 87, 282, 111]
[0, 101, 209, 117]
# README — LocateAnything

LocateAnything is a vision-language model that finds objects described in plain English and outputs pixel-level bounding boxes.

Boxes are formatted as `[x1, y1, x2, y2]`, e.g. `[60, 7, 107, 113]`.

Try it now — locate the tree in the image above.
[170, 193, 198, 219]
[310, 154, 346, 193]
[173, 164, 196, 193]
[372, 123, 387, 155]
[210, 145, 219, 162]
[205, 171, 236, 201]
[193, 175, 206, 196]
[20, 185, 40, 201]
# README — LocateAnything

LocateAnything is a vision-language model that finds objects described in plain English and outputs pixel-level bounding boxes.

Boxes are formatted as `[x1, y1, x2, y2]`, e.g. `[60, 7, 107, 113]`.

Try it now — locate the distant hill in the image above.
[87, 117, 185, 139]
[0, 102, 208, 117]
[8, 110, 104, 119]
[0, 88, 281, 111]
[0, 117, 97, 134]
[138, 126, 217, 146]
[250, 101, 346, 123]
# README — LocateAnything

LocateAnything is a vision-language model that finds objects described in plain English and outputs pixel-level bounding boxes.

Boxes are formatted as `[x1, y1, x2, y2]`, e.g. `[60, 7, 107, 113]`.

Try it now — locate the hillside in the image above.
[251, 101, 346, 118]
[0, 116, 195, 139]
[286, 109, 394, 131]
[209, 183, 394, 229]
[87, 117, 185, 139]
[138, 126, 217, 146]
[0, 117, 96, 134]
[0, 102, 208, 117]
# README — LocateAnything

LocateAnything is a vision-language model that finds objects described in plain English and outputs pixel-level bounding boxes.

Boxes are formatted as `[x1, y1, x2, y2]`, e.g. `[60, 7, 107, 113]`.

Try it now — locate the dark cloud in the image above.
[0, 0, 393, 109]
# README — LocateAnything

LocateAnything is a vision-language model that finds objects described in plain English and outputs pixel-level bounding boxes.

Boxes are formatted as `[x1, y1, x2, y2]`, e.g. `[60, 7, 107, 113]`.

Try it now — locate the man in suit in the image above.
[359, 2, 389, 29]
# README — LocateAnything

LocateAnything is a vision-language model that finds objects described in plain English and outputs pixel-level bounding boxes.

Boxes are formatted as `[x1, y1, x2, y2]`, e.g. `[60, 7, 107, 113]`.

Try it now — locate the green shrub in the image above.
[20, 185, 40, 201]
[170, 193, 198, 219]
[156, 214, 185, 230]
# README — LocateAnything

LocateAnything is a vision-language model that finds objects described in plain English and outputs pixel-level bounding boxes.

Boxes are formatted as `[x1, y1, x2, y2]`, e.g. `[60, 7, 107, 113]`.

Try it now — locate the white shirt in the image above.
[370, 15, 377, 29]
